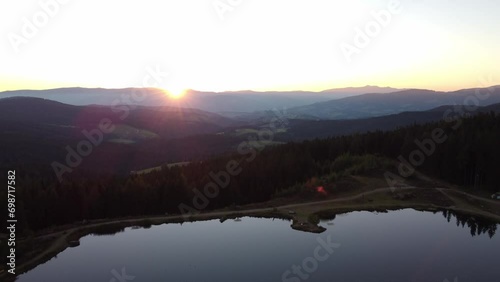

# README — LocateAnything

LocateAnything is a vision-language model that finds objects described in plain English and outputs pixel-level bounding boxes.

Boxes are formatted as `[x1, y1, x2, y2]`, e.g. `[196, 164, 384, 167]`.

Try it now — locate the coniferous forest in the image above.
[2, 112, 499, 234]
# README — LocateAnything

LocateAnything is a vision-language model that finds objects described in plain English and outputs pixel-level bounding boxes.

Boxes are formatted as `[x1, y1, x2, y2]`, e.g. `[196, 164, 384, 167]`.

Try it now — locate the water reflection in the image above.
[17, 209, 500, 282]
[439, 210, 497, 238]
[320, 208, 498, 239]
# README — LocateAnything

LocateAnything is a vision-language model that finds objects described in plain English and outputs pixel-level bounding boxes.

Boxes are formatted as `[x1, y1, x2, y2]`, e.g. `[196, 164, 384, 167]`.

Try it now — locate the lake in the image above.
[17, 209, 500, 282]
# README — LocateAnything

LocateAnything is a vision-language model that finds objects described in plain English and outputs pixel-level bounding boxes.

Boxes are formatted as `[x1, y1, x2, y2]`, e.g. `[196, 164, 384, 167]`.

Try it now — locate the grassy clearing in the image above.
[234, 128, 261, 136]
[274, 153, 394, 199]
[107, 138, 136, 144]
[132, 161, 191, 175]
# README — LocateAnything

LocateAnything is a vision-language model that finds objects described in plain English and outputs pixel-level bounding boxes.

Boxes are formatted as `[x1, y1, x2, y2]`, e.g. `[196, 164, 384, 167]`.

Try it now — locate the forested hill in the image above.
[4, 111, 499, 233]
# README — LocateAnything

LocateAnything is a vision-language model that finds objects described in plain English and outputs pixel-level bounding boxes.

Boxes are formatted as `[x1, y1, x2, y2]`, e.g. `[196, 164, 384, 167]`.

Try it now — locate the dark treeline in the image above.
[441, 210, 497, 238]
[3, 112, 500, 233]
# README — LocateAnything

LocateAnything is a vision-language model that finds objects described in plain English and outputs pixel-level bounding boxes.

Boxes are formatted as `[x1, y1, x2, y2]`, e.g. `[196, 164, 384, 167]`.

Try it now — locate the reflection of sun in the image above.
[163, 86, 187, 99]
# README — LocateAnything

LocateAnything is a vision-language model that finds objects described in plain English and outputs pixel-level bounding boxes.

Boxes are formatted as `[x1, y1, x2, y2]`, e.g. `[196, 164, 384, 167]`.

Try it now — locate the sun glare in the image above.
[164, 87, 187, 99]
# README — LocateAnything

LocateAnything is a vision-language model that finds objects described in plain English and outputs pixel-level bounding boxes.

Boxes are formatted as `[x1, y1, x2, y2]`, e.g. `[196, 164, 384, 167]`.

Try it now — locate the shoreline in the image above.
[3, 187, 500, 281]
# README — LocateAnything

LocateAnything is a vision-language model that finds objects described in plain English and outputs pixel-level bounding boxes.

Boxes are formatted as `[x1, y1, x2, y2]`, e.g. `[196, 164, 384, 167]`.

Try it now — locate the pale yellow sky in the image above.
[1, 0, 499, 92]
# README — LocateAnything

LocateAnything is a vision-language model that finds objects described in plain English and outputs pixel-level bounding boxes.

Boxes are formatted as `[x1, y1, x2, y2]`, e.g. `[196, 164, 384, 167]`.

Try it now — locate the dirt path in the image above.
[437, 188, 500, 205]
[278, 186, 416, 210]
[436, 188, 500, 221]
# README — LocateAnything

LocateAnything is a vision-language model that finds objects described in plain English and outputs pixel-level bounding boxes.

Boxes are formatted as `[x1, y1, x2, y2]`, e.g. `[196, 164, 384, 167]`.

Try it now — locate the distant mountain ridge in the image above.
[0, 86, 402, 114]
[286, 86, 500, 119]
[0, 97, 247, 174]
[2, 86, 499, 121]
[0, 97, 240, 139]
[277, 102, 500, 141]
[2, 96, 499, 176]
[321, 85, 400, 94]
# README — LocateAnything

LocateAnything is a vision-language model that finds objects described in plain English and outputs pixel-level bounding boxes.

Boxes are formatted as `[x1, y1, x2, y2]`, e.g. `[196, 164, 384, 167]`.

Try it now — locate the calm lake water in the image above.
[17, 209, 500, 282]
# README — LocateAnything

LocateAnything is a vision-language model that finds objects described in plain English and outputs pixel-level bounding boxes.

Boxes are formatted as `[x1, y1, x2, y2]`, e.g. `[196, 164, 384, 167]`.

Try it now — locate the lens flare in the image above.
[163, 86, 187, 99]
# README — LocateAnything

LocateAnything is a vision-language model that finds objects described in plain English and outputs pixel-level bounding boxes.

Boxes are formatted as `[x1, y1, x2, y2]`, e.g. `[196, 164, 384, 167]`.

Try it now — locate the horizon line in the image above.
[2, 85, 498, 94]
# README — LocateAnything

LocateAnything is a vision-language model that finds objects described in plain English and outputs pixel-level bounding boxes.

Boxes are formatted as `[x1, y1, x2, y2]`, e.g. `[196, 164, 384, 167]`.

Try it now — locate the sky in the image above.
[1, 0, 499, 93]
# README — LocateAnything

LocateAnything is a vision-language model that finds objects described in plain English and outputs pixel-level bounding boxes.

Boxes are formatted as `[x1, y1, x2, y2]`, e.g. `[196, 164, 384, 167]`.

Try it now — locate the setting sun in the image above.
[164, 87, 187, 99]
